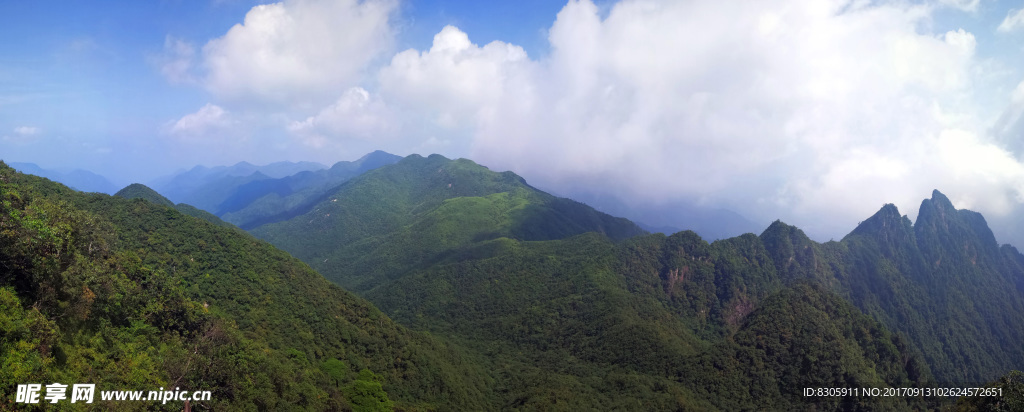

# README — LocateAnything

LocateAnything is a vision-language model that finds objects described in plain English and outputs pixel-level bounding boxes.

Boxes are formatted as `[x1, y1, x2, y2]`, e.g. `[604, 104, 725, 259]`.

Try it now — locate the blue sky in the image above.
[0, 0, 574, 175]
[3, 0, 1024, 243]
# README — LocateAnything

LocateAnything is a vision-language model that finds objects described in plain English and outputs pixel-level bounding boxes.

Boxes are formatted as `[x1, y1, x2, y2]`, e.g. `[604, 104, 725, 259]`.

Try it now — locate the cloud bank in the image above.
[369, 0, 1023, 241]
[161, 0, 1024, 244]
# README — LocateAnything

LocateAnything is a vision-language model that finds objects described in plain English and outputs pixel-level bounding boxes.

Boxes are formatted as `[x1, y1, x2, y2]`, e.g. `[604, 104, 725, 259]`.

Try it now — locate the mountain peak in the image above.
[845, 203, 915, 258]
[760, 220, 818, 280]
[915, 189, 1000, 265]
[916, 189, 957, 230]
[848, 203, 910, 238]
[928, 189, 955, 212]
[115, 183, 175, 208]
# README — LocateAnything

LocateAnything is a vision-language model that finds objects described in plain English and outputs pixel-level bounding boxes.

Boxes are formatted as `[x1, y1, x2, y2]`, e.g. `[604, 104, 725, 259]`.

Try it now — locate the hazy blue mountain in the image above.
[148, 152, 400, 230]
[555, 189, 762, 241]
[149, 160, 327, 207]
[7, 161, 119, 194]
[219, 150, 403, 229]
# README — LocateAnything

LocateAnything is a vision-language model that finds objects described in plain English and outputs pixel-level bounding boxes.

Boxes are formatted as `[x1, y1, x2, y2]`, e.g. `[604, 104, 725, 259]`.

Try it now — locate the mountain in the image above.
[115, 182, 176, 207]
[834, 191, 1024, 383]
[9, 150, 1023, 409]
[219, 150, 403, 229]
[252, 160, 330, 179]
[0, 162, 494, 410]
[251, 154, 647, 293]
[250, 153, 1023, 408]
[115, 183, 235, 228]
[149, 160, 328, 210]
[147, 152, 401, 231]
[365, 231, 931, 410]
[248, 154, 949, 408]
[7, 161, 119, 194]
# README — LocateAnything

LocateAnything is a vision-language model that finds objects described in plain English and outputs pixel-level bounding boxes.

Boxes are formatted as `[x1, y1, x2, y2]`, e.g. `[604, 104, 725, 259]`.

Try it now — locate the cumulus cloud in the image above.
[379, 25, 531, 129]
[287, 87, 396, 148]
[201, 0, 397, 105]
[168, 103, 233, 138]
[371, 0, 1024, 241]
[998, 8, 1024, 32]
[152, 0, 1024, 244]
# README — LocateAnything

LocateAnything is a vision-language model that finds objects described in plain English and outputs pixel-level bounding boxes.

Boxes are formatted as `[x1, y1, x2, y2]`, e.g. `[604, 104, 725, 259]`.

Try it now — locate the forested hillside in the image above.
[0, 162, 494, 410]
[7, 152, 1024, 410]
[252, 154, 647, 293]
[254, 154, 1024, 409]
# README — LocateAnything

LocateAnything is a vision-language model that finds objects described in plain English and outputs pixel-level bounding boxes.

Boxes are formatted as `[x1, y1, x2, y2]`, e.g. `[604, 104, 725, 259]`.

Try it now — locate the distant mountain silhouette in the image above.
[7, 161, 119, 194]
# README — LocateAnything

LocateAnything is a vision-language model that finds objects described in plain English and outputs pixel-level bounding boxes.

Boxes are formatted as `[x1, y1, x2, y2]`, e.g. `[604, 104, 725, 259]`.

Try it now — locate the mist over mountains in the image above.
[550, 188, 763, 241]
[7, 162, 120, 194]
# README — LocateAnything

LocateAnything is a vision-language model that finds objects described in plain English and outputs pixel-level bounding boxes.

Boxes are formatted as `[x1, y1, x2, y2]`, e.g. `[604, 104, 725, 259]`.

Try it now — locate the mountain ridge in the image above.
[0, 161, 496, 410]
[251, 153, 647, 293]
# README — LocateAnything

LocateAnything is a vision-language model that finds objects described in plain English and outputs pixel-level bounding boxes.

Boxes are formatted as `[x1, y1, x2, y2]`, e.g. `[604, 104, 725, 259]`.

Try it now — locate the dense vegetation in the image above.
[368, 232, 931, 410]
[252, 154, 646, 293]
[115, 183, 235, 229]
[253, 153, 1023, 409]
[1, 163, 494, 410]
[8, 150, 1024, 410]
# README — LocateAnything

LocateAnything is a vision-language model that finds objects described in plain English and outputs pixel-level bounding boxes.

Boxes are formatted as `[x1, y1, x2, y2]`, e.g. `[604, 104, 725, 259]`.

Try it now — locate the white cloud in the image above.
[998, 8, 1024, 32]
[370, 0, 1023, 241]
[287, 87, 396, 148]
[201, 0, 397, 105]
[169, 103, 233, 138]
[379, 25, 531, 129]
[150, 0, 1024, 243]
[153, 36, 196, 84]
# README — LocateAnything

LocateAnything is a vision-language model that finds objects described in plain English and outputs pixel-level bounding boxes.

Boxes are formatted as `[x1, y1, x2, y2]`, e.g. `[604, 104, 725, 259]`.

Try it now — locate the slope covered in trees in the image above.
[252, 154, 647, 293]
[8, 149, 1024, 409]
[0, 162, 494, 410]
[367, 232, 931, 410]
[253, 154, 1014, 409]
[115, 183, 235, 229]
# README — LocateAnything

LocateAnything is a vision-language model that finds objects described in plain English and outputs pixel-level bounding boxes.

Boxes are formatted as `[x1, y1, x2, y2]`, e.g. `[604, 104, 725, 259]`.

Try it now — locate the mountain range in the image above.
[7, 162, 120, 194]
[247, 153, 1024, 408]
[3, 153, 1024, 410]
[148, 151, 402, 230]
[0, 162, 493, 410]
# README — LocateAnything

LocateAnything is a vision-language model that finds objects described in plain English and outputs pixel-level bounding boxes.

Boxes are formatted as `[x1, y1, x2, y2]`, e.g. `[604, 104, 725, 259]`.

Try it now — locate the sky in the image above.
[3, 0, 1024, 244]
